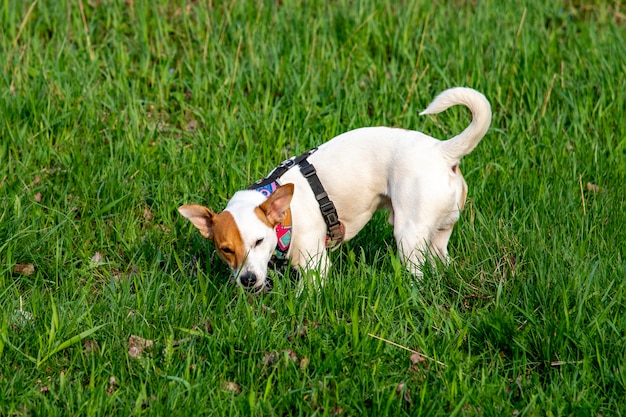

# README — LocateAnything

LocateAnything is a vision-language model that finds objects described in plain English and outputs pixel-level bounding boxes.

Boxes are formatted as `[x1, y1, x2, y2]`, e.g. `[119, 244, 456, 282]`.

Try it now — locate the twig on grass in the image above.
[540, 73, 557, 118]
[515, 8, 527, 42]
[579, 173, 586, 216]
[368, 333, 445, 367]
[12, 0, 39, 49]
[77, 0, 96, 61]
[551, 360, 583, 367]
[5, 0, 39, 77]
[227, 35, 243, 110]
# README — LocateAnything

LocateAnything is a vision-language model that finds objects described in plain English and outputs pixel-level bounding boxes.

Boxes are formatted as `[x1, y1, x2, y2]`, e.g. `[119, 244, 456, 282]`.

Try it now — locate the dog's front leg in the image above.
[292, 241, 330, 294]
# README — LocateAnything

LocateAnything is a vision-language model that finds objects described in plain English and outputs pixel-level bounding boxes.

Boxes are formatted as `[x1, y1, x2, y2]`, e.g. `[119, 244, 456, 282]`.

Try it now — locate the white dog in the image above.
[179, 87, 491, 291]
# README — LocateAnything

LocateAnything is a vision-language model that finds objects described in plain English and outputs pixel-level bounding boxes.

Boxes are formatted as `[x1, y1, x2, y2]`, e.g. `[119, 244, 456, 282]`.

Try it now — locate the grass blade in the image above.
[38, 324, 108, 367]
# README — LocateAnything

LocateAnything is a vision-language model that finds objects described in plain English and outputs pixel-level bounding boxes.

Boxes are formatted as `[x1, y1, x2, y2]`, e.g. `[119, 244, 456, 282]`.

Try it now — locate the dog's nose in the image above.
[239, 273, 257, 288]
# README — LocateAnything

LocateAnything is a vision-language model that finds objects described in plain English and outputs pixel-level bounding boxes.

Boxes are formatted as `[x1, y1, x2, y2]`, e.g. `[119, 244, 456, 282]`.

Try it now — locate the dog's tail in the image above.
[420, 87, 491, 162]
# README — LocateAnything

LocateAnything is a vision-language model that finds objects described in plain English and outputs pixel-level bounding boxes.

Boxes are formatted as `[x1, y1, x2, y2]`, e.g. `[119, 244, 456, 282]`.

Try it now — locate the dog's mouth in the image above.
[231, 276, 273, 294]
[241, 278, 272, 294]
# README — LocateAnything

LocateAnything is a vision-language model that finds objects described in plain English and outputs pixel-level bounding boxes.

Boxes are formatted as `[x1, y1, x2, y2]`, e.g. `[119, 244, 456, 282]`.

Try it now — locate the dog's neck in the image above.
[251, 180, 292, 260]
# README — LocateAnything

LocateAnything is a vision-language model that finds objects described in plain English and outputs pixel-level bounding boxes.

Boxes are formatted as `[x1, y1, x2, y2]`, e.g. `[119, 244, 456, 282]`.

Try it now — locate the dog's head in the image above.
[178, 184, 294, 292]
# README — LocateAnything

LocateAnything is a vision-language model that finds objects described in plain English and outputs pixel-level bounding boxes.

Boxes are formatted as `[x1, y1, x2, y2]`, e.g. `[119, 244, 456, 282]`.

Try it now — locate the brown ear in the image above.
[178, 204, 217, 239]
[259, 183, 294, 226]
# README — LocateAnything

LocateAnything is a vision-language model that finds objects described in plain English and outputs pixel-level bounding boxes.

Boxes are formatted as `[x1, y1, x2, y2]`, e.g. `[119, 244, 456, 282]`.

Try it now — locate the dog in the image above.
[179, 87, 491, 292]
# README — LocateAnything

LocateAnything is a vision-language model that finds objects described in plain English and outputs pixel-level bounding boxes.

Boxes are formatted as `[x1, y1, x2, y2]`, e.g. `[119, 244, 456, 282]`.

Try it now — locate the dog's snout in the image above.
[239, 273, 257, 288]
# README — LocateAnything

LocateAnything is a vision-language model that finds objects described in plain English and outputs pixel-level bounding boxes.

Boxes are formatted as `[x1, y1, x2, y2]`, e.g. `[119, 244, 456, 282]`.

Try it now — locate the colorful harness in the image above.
[251, 179, 293, 260]
[247, 148, 344, 264]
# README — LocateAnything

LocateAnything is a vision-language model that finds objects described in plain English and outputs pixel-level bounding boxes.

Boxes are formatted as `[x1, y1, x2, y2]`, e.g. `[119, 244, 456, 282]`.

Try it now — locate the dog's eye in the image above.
[221, 247, 234, 254]
[254, 238, 264, 248]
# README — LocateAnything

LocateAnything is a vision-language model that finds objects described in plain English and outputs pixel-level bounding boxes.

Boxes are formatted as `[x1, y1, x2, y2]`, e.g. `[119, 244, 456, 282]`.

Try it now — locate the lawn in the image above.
[1, 0, 625, 415]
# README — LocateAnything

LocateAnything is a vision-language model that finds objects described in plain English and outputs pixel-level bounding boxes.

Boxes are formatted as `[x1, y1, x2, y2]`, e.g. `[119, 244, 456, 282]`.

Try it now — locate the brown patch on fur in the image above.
[211, 211, 245, 270]
[178, 204, 216, 239]
[179, 204, 246, 270]
[257, 184, 294, 226]
[254, 206, 274, 228]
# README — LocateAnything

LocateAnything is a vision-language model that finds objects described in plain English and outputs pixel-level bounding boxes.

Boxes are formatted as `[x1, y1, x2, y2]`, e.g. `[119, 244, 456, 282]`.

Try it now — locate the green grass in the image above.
[1, 0, 625, 415]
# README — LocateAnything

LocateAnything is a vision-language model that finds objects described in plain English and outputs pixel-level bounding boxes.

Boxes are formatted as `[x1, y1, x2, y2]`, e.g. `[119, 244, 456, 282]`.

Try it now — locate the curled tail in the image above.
[420, 87, 491, 162]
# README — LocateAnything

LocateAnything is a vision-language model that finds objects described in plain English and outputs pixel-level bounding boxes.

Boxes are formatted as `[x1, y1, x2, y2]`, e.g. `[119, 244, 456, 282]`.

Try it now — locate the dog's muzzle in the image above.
[239, 273, 257, 289]
[238, 273, 273, 293]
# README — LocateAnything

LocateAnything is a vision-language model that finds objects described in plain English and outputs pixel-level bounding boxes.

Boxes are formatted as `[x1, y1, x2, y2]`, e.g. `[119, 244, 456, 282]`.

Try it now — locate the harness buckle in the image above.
[319, 201, 338, 224]
[280, 158, 296, 169]
[300, 163, 316, 178]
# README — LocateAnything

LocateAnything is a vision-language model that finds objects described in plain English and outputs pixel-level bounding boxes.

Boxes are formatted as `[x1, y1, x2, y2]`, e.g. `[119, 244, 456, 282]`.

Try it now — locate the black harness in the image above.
[247, 148, 344, 252]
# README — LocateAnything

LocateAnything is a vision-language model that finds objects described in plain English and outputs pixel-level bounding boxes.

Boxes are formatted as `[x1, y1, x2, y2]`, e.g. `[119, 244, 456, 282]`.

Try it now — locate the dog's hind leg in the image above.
[391, 197, 452, 276]
[393, 226, 431, 277]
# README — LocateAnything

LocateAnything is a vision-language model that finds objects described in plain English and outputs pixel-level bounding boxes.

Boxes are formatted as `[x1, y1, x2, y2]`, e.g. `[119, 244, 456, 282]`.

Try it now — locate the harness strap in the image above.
[298, 160, 344, 246]
[248, 148, 318, 191]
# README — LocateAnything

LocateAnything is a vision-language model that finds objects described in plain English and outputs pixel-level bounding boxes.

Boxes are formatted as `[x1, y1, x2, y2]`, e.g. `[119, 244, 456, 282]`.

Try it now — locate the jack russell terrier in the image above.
[179, 87, 491, 292]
